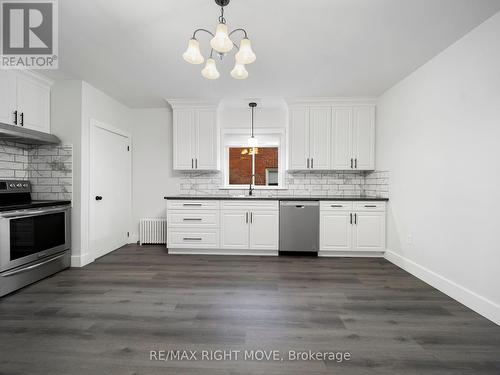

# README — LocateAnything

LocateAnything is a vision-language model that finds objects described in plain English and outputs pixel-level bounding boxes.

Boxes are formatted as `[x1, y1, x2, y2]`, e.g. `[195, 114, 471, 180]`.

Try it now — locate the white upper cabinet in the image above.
[0, 71, 52, 133]
[170, 100, 219, 171]
[288, 99, 376, 171]
[289, 107, 309, 170]
[0, 71, 16, 125]
[352, 106, 375, 170]
[288, 106, 331, 170]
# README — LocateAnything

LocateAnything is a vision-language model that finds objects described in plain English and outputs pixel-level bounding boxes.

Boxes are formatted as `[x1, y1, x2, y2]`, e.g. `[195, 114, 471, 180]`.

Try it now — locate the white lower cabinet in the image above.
[320, 201, 386, 255]
[167, 200, 278, 255]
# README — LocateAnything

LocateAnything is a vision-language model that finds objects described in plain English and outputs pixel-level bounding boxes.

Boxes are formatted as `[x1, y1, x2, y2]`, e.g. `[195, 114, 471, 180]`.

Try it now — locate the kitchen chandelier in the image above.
[182, 0, 256, 80]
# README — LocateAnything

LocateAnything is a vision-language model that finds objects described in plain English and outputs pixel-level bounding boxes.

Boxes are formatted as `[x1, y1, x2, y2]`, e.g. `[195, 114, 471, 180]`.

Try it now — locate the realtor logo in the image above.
[1, 0, 58, 69]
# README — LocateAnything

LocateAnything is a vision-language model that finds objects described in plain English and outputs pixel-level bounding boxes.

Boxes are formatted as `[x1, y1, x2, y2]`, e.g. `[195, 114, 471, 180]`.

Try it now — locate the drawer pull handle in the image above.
[364, 205, 377, 208]
[330, 205, 343, 207]
[183, 203, 202, 206]
[183, 218, 202, 221]
[183, 237, 202, 241]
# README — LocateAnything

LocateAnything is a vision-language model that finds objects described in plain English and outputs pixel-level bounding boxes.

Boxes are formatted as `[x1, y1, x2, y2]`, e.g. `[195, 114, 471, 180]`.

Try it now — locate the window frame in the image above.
[221, 128, 286, 190]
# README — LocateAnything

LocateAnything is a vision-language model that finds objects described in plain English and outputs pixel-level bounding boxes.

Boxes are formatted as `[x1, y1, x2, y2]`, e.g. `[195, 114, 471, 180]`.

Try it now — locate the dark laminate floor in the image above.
[1, 245, 499, 375]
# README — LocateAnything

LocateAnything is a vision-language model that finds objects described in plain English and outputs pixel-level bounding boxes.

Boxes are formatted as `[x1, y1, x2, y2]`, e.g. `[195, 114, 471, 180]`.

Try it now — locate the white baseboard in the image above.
[385, 250, 500, 326]
[319, 250, 385, 258]
[168, 248, 278, 256]
[128, 233, 139, 244]
[70, 252, 93, 268]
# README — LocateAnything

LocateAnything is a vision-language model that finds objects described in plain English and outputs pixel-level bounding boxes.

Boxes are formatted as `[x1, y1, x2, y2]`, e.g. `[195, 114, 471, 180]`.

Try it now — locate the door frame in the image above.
[88, 119, 132, 262]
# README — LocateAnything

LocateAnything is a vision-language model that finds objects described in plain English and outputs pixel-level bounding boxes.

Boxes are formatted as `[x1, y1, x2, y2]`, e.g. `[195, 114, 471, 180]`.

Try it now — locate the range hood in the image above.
[0, 122, 60, 145]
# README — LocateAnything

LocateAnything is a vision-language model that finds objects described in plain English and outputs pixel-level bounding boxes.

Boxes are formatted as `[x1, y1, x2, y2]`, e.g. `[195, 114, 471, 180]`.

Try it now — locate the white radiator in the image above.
[139, 218, 167, 245]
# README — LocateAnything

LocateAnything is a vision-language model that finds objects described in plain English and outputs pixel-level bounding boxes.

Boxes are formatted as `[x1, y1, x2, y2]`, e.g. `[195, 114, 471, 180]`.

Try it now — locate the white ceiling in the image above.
[44, 0, 500, 108]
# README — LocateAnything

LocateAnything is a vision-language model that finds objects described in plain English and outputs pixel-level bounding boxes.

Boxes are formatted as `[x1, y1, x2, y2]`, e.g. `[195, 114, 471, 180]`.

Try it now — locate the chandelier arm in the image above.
[191, 28, 215, 39]
[228, 28, 248, 39]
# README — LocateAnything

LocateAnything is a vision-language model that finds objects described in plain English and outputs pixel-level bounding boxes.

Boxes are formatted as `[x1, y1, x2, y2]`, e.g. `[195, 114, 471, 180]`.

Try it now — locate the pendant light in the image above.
[248, 102, 258, 147]
[182, 0, 256, 79]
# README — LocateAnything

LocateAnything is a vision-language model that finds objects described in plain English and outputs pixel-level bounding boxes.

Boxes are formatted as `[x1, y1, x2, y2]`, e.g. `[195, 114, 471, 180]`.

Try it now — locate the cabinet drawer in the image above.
[320, 201, 353, 211]
[222, 200, 278, 210]
[168, 229, 219, 248]
[167, 200, 220, 210]
[167, 210, 219, 228]
[354, 202, 386, 211]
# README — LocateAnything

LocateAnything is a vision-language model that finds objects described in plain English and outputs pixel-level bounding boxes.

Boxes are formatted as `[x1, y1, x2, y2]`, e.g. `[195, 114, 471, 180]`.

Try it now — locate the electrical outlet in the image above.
[407, 234, 413, 245]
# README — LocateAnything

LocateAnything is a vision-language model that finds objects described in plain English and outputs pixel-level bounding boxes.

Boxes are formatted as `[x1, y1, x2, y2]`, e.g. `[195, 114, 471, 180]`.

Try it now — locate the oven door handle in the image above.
[1, 253, 67, 277]
[0, 206, 70, 219]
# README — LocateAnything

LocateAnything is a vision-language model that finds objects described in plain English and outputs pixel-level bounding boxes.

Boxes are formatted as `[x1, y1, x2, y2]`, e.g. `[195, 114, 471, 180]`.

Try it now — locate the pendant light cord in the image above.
[251, 106, 254, 138]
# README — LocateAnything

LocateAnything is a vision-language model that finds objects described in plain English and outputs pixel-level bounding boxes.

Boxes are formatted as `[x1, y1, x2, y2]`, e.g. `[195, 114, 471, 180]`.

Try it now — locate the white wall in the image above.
[377, 12, 500, 324]
[50, 80, 83, 261]
[130, 107, 181, 242]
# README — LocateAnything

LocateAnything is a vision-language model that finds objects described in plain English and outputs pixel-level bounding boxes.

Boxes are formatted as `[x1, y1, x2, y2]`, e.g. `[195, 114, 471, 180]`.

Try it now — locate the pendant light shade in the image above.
[182, 38, 204, 64]
[235, 38, 256, 64]
[210, 23, 233, 53]
[201, 58, 220, 79]
[230, 63, 248, 79]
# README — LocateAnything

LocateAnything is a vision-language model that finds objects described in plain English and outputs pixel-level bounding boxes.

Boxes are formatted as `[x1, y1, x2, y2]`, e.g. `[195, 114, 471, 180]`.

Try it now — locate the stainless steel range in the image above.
[0, 180, 71, 297]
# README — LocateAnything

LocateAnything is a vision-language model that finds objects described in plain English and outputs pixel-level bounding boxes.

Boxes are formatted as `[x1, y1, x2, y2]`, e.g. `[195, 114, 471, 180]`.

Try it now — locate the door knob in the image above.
[95, 196, 103, 201]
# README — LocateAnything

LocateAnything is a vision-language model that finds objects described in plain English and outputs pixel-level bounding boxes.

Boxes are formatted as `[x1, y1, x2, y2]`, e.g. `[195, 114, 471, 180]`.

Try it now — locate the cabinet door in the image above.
[320, 211, 353, 251]
[289, 107, 309, 170]
[331, 107, 353, 170]
[0, 71, 16, 125]
[309, 107, 331, 170]
[352, 106, 375, 170]
[249, 210, 279, 250]
[173, 110, 195, 170]
[195, 109, 218, 170]
[16, 73, 51, 133]
[352, 211, 385, 251]
[221, 210, 249, 249]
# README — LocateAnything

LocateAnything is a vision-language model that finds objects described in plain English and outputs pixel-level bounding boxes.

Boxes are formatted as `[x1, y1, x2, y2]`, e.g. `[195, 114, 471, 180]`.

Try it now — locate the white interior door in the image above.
[90, 122, 131, 259]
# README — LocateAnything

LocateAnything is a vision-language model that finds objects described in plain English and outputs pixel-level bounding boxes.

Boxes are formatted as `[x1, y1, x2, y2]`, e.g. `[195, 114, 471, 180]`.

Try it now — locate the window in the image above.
[228, 147, 279, 186]
[222, 130, 285, 189]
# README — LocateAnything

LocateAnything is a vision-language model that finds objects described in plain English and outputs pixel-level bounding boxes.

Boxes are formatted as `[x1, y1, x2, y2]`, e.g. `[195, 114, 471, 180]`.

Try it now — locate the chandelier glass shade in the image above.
[183, 0, 256, 80]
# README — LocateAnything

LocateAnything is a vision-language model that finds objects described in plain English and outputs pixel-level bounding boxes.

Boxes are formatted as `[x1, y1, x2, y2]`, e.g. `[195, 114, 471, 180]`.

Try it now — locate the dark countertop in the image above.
[164, 195, 388, 201]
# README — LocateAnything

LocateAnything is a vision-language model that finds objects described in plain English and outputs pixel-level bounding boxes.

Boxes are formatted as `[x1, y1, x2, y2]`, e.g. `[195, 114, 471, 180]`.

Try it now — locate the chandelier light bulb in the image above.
[235, 38, 256, 64]
[230, 63, 248, 79]
[210, 23, 233, 53]
[201, 58, 220, 79]
[182, 38, 204, 64]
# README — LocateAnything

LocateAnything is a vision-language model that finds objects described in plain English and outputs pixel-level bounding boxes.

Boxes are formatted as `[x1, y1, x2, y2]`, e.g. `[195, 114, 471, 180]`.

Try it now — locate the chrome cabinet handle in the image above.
[311, 158, 314, 169]
[350, 213, 353, 224]
[331, 204, 343, 208]
[364, 205, 377, 208]
[306, 158, 310, 169]
[191, 159, 194, 169]
[355, 158, 357, 169]
[350, 158, 353, 169]
[183, 203, 202, 206]
[246, 212, 249, 223]
[183, 218, 202, 221]
[183, 237, 202, 241]
[13, 110, 18, 125]
[354, 213, 357, 224]
[250, 212, 253, 223]
[195, 158, 198, 169]
[20, 112, 24, 126]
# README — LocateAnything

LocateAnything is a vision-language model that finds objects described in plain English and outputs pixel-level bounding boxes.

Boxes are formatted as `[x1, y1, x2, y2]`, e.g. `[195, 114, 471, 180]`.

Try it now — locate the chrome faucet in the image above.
[249, 182, 254, 196]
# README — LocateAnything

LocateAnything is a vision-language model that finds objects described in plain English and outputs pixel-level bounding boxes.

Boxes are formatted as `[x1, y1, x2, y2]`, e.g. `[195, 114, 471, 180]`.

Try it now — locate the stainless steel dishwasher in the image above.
[279, 201, 319, 253]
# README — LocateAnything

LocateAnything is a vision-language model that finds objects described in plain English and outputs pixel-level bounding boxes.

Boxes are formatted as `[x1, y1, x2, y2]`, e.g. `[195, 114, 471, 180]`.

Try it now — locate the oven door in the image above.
[0, 206, 71, 272]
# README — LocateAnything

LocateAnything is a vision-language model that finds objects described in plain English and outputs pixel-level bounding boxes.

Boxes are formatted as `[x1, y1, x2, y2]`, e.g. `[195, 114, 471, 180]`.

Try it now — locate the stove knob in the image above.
[9, 183, 15, 188]
[22, 183, 28, 188]
[16, 183, 22, 188]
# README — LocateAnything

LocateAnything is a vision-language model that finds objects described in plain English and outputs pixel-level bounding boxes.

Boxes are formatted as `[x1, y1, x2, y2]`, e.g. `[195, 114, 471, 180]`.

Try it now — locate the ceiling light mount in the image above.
[182, 0, 256, 80]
